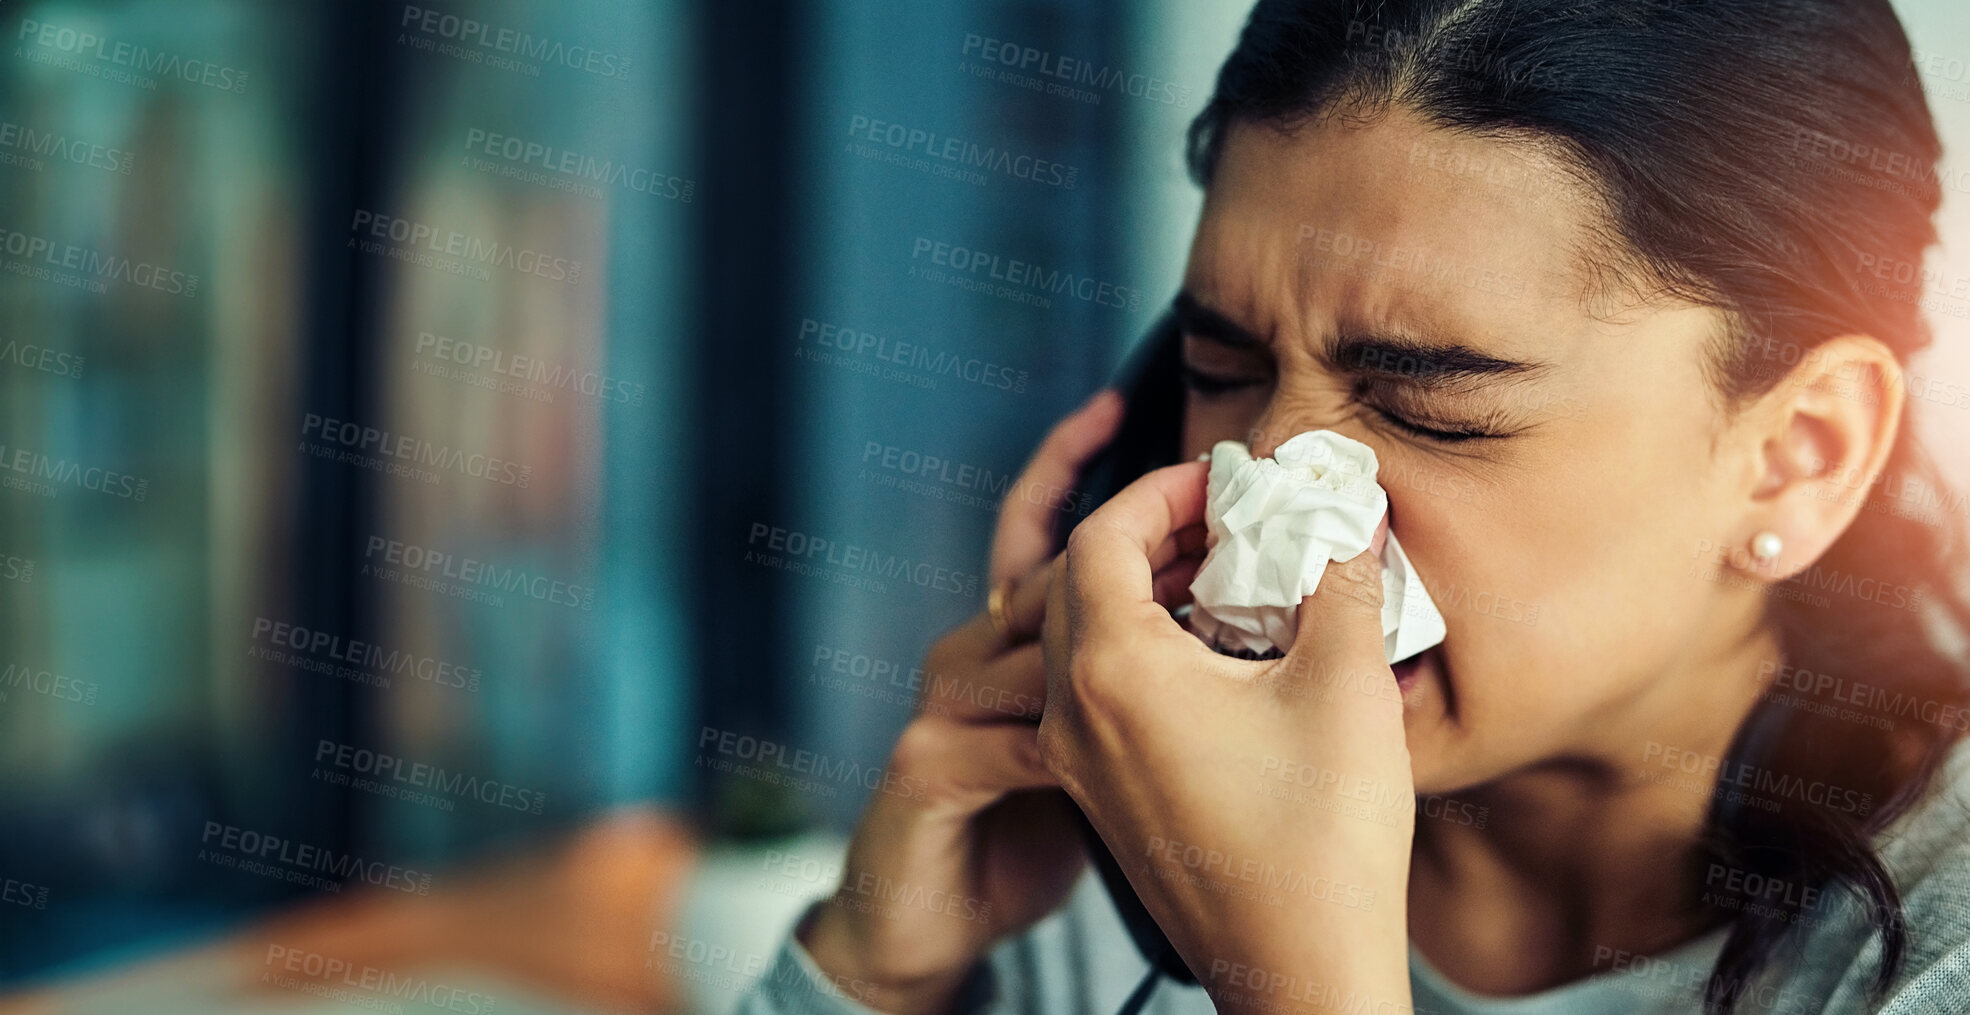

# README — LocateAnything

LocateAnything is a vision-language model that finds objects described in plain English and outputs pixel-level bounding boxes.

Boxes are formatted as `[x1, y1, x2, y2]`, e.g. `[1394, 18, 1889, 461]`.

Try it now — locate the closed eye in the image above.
[1351, 374, 1523, 444]
[1180, 364, 1268, 397]
[1366, 405, 1501, 443]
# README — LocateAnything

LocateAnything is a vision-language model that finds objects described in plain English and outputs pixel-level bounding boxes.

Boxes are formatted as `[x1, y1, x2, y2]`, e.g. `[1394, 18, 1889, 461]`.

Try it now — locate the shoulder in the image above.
[1774, 735, 1970, 1014]
[1871, 736, 1970, 1009]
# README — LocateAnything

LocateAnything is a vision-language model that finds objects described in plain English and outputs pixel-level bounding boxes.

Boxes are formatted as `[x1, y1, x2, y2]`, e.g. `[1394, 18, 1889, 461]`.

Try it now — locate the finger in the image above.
[934, 604, 1010, 664]
[1151, 553, 1204, 609]
[1277, 549, 1391, 689]
[1147, 522, 1208, 611]
[995, 554, 1059, 644]
[990, 389, 1126, 585]
[1147, 521, 1209, 575]
[923, 642, 1046, 722]
[892, 718, 1059, 814]
[936, 551, 1057, 658]
[1062, 461, 1210, 638]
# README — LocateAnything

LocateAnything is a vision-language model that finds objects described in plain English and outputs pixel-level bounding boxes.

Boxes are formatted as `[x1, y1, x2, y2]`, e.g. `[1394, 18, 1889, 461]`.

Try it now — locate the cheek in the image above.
[1393, 421, 1729, 744]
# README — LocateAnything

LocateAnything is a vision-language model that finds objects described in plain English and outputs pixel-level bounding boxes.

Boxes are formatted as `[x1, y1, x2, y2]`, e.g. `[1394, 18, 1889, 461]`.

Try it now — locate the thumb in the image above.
[1278, 549, 1390, 688]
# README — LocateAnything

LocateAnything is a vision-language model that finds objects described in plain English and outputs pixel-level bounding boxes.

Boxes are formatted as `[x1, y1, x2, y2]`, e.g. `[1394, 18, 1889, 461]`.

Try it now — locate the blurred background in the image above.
[0, 1, 1966, 1013]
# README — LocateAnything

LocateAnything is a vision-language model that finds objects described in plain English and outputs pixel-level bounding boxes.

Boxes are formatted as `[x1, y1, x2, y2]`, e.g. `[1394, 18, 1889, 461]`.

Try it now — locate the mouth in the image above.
[1206, 639, 1443, 701]
[1392, 651, 1424, 692]
[1392, 644, 1447, 706]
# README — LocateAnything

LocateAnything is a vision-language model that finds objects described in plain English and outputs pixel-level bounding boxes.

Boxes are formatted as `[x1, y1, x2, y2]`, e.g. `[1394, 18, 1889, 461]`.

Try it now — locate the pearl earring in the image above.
[1751, 531, 1783, 565]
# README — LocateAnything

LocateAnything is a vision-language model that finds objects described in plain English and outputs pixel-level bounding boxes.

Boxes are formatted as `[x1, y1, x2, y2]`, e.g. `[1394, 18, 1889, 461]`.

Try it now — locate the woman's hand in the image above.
[1038, 461, 1416, 1014]
[798, 389, 1141, 1015]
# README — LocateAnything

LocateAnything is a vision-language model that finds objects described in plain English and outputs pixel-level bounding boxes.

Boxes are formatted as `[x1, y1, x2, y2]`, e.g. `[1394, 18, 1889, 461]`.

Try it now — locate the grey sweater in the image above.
[740, 738, 1970, 1015]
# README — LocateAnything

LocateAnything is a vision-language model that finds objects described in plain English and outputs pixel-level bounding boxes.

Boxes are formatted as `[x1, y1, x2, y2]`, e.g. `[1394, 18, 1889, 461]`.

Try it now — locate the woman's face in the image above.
[1178, 110, 1771, 795]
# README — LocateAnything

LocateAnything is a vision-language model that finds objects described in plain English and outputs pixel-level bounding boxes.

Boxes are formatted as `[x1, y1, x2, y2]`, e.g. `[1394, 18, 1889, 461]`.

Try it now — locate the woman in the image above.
[746, 0, 1970, 1012]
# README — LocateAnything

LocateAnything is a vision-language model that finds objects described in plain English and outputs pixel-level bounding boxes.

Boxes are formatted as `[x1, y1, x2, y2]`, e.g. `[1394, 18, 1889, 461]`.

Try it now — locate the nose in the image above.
[1244, 404, 1399, 536]
[1245, 404, 1380, 463]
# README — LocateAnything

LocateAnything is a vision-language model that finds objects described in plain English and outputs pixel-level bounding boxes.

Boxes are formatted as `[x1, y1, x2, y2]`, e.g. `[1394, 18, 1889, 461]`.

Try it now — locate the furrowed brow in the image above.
[1173, 291, 1264, 350]
[1329, 332, 1547, 389]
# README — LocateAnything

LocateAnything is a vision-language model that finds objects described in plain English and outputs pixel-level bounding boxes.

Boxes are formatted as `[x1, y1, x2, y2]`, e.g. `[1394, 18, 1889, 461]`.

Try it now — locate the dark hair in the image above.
[1177, 1, 1970, 1010]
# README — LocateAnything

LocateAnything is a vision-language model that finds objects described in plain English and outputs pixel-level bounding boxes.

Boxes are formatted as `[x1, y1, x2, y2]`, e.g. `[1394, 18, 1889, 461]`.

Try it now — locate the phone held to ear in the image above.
[1049, 312, 1202, 985]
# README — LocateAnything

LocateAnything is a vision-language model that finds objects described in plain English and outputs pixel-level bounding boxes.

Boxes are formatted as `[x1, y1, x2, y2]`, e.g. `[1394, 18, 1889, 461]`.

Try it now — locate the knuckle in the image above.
[998, 475, 1037, 515]
[887, 718, 947, 777]
[1323, 555, 1385, 611]
[891, 720, 978, 805]
[921, 638, 958, 676]
[1035, 720, 1079, 790]
[1062, 520, 1098, 562]
[1066, 645, 1129, 719]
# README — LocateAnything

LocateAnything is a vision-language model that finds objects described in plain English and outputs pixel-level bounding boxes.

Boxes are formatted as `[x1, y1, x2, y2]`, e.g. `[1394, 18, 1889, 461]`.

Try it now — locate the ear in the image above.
[1736, 335, 1904, 581]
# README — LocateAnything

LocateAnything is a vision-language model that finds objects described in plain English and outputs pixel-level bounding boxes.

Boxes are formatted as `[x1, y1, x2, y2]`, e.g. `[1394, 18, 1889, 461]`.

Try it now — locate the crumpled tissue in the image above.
[1186, 430, 1448, 662]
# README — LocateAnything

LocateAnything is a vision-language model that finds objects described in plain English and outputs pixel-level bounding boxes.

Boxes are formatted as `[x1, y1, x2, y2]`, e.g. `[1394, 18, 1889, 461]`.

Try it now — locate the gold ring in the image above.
[987, 578, 1015, 640]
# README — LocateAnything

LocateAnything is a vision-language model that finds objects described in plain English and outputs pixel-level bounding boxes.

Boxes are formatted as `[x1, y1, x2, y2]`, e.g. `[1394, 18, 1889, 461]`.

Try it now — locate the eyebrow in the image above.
[1173, 291, 1548, 388]
[1172, 291, 1263, 350]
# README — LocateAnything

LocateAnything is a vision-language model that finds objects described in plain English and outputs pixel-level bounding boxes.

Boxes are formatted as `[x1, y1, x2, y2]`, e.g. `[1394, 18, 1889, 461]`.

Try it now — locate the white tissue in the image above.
[1186, 431, 1448, 661]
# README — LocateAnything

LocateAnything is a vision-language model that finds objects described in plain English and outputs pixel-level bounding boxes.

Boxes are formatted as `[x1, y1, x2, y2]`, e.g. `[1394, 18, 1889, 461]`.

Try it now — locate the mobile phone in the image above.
[1049, 312, 1200, 984]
